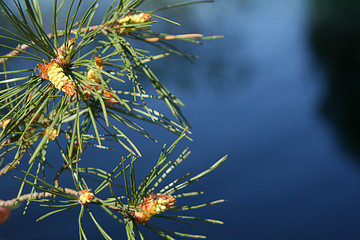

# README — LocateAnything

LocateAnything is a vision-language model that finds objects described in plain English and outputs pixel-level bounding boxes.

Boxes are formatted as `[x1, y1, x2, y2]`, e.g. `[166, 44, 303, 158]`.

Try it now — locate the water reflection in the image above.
[137, 0, 250, 93]
[309, 0, 360, 162]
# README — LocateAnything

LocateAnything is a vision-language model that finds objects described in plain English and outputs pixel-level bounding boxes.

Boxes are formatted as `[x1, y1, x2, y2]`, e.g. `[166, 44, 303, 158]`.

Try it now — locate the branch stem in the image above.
[0, 187, 78, 207]
[0, 25, 102, 64]
[144, 33, 204, 42]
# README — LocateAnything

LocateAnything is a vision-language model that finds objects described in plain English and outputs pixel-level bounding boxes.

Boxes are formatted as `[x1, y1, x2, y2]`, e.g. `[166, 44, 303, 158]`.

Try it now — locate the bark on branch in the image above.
[0, 25, 102, 64]
[0, 187, 78, 207]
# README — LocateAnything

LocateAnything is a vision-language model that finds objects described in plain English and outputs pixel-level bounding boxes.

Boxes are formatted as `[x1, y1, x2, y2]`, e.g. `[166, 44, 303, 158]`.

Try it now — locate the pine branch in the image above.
[0, 1, 227, 238]
[144, 33, 204, 42]
[0, 188, 78, 207]
[0, 25, 103, 64]
[0, 160, 20, 176]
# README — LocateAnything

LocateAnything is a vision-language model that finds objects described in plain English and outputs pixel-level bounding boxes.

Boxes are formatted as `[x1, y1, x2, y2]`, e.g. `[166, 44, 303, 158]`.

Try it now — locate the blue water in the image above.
[2, 0, 360, 239]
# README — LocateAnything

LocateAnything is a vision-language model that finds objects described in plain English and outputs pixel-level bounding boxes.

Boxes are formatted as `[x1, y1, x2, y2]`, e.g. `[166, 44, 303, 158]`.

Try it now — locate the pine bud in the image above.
[94, 56, 103, 69]
[117, 12, 152, 34]
[133, 193, 175, 224]
[86, 56, 104, 84]
[0, 118, 11, 128]
[43, 126, 58, 141]
[57, 38, 75, 65]
[77, 189, 95, 206]
[103, 90, 117, 107]
[119, 13, 151, 24]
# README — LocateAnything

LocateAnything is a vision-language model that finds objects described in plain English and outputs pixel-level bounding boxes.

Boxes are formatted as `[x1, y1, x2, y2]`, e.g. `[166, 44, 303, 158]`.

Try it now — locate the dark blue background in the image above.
[2, 0, 360, 239]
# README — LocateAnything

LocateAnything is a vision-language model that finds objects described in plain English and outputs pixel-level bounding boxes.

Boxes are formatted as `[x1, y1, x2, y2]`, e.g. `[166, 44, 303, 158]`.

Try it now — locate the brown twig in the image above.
[0, 151, 78, 207]
[144, 33, 204, 42]
[0, 32, 53, 64]
[0, 135, 18, 152]
[0, 161, 20, 176]
[0, 25, 103, 64]
[0, 192, 53, 207]
[52, 164, 78, 196]
[0, 135, 23, 176]
[0, 42, 31, 64]
[106, 205, 124, 213]
[0, 187, 78, 207]
[54, 163, 68, 188]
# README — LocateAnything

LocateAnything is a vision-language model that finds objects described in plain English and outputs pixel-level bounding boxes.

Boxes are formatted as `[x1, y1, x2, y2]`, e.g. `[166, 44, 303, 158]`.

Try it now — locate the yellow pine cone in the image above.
[153, 197, 169, 214]
[133, 193, 176, 224]
[43, 126, 58, 141]
[57, 38, 75, 65]
[77, 189, 95, 206]
[86, 69, 101, 84]
[119, 13, 151, 24]
[118, 13, 152, 34]
[47, 62, 76, 96]
[86, 56, 103, 84]
[1, 118, 11, 128]
[48, 63, 68, 90]
[38, 60, 76, 96]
